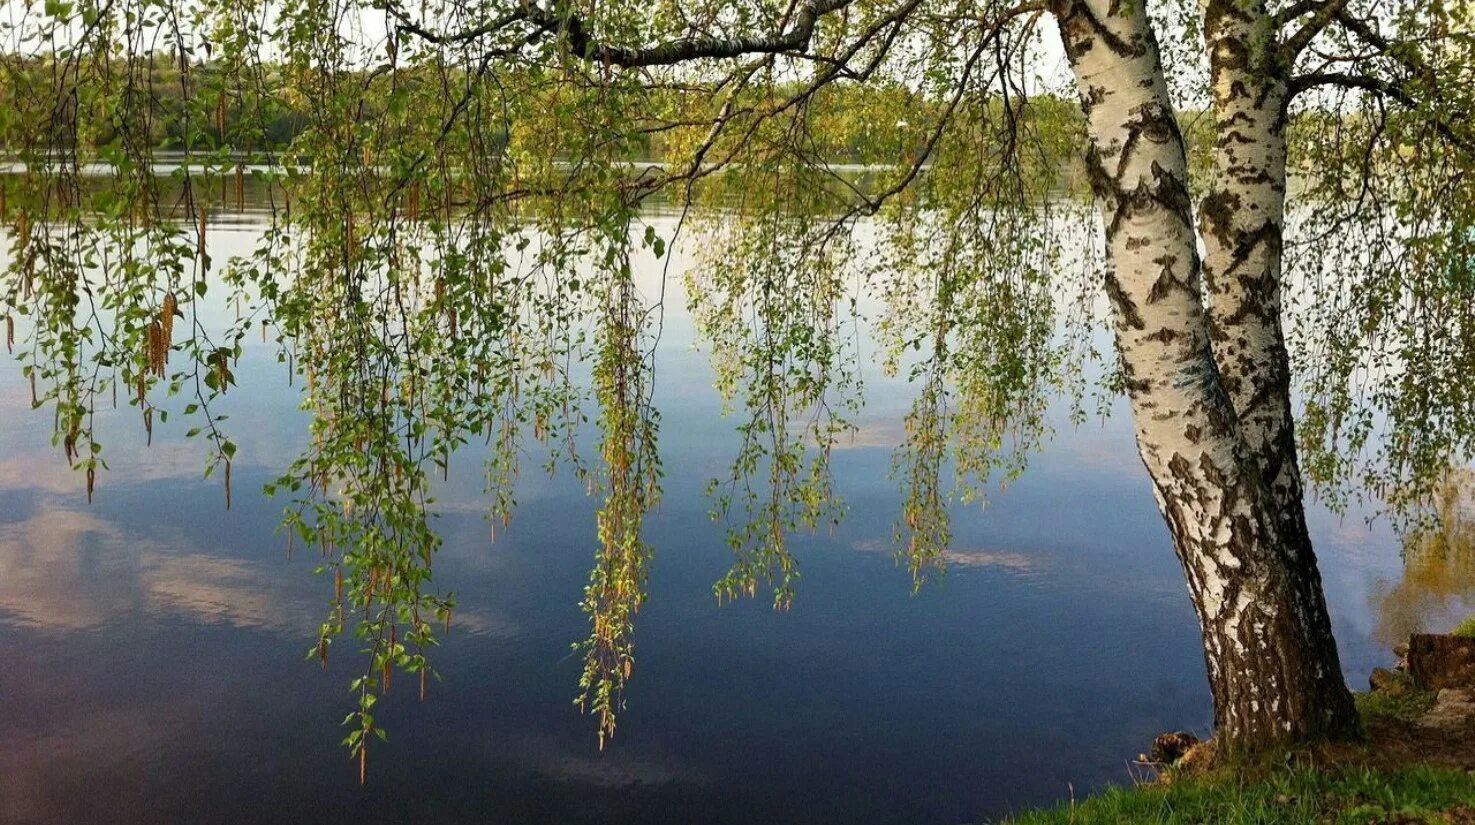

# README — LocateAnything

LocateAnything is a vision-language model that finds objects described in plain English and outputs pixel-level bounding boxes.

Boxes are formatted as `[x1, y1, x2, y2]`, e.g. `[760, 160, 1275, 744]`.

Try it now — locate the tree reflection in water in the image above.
[1375, 468, 1475, 646]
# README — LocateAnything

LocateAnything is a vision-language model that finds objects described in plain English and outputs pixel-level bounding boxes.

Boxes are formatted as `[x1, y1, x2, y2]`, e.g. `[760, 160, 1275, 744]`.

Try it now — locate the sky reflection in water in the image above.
[0, 213, 1471, 825]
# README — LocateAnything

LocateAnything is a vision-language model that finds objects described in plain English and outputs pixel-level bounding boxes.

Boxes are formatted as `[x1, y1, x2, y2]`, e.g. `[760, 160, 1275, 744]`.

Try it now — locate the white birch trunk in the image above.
[1050, 0, 1359, 750]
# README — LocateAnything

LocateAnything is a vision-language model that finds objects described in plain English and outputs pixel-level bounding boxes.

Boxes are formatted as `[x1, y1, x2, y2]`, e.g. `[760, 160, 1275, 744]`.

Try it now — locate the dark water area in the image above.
[0, 210, 1468, 825]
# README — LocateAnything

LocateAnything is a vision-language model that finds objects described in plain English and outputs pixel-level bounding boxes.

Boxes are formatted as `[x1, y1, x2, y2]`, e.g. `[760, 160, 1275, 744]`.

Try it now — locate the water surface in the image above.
[0, 206, 1467, 825]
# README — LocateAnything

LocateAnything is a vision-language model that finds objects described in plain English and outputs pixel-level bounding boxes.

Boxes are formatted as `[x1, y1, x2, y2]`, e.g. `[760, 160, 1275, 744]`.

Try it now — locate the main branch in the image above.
[391, 0, 858, 67]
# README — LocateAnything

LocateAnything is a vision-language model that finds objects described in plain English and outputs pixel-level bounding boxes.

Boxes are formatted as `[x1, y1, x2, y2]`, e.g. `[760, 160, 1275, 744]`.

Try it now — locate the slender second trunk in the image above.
[1051, 0, 1359, 750]
[1197, 0, 1360, 745]
[1199, 0, 1302, 515]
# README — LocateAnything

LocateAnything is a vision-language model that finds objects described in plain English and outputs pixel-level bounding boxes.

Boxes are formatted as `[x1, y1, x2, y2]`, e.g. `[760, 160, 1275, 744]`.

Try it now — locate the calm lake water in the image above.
[1, 205, 1470, 825]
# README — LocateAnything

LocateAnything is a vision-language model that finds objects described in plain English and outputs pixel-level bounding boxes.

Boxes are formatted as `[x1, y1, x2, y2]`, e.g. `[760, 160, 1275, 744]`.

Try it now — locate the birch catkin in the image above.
[161, 292, 176, 356]
[197, 208, 207, 262]
[146, 320, 166, 376]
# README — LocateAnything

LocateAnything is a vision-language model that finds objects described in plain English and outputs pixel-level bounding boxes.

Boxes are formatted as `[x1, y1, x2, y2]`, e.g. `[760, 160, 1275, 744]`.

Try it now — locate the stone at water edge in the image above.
[1393, 642, 1410, 670]
[1370, 667, 1410, 696]
[1408, 634, 1475, 690]
[1149, 731, 1200, 765]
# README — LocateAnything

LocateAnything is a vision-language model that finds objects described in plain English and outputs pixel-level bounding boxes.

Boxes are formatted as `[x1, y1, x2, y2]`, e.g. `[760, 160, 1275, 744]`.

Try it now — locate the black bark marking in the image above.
[1226, 218, 1283, 276]
[1200, 189, 1239, 247]
[1148, 255, 1194, 303]
[1104, 271, 1146, 330]
[1149, 161, 1195, 228]
[1053, 0, 1146, 60]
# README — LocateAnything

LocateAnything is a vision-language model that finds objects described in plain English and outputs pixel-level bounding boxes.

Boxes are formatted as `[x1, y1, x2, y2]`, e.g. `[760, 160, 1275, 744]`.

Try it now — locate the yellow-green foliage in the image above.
[1454, 615, 1475, 638]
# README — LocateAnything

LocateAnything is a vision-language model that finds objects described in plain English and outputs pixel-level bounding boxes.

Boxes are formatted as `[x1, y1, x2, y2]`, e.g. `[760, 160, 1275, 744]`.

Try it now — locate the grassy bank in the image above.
[998, 691, 1475, 824]
[1001, 763, 1475, 824]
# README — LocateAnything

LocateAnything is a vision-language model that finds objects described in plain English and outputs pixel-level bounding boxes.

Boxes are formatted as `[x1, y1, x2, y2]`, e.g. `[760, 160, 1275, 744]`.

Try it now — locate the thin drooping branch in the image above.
[855, 12, 1039, 215]
[1322, 7, 1442, 91]
[615, 3, 1043, 209]
[1290, 71, 1475, 153]
[1285, 3, 1474, 153]
[385, 6, 531, 45]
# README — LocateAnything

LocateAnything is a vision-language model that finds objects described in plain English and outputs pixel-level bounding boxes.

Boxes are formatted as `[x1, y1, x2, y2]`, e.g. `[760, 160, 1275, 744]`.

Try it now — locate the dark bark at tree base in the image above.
[1158, 457, 1361, 751]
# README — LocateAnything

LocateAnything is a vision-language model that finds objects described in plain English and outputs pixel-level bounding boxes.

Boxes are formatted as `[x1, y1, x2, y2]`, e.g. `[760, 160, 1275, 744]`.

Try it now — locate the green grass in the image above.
[996, 674, 1475, 823]
[1354, 683, 1438, 723]
[1453, 615, 1475, 639]
[998, 763, 1475, 824]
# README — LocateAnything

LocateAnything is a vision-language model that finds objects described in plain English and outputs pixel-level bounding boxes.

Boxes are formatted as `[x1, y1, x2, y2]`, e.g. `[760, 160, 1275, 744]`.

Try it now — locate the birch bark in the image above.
[1051, 0, 1359, 749]
[1199, 0, 1298, 505]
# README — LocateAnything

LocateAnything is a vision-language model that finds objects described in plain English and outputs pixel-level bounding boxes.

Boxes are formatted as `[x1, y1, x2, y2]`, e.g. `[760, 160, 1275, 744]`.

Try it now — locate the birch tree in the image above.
[2, 0, 1472, 764]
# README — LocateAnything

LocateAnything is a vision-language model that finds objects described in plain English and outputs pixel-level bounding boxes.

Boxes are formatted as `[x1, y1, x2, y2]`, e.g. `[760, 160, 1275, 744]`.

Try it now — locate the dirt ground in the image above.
[1365, 704, 1475, 772]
